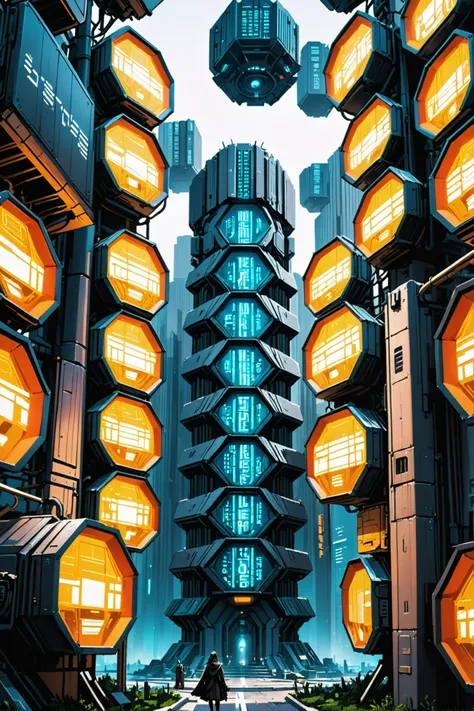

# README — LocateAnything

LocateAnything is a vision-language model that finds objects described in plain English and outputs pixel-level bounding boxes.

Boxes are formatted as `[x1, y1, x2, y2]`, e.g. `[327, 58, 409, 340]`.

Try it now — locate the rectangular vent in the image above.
[396, 456, 409, 475]
[394, 346, 403, 373]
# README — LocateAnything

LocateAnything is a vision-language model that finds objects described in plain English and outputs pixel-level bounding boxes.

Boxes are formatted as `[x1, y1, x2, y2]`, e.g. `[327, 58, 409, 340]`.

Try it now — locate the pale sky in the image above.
[129, 0, 352, 277]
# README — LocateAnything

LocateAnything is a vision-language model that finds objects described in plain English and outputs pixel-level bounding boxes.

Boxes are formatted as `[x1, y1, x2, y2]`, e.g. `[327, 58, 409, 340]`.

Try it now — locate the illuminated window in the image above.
[212, 544, 273, 591]
[216, 252, 271, 291]
[311, 411, 365, 494]
[104, 117, 165, 204]
[216, 298, 271, 338]
[325, 15, 373, 106]
[432, 122, 474, 230]
[217, 205, 271, 245]
[102, 313, 162, 393]
[217, 393, 269, 435]
[99, 395, 161, 471]
[355, 173, 405, 259]
[214, 441, 271, 485]
[111, 31, 171, 120]
[214, 493, 271, 537]
[342, 98, 392, 184]
[106, 232, 166, 314]
[341, 561, 373, 649]
[402, 0, 458, 54]
[216, 345, 271, 387]
[58, 527, 134, 649]
[304, 239, 353, 314]
[97, 473, 159, 551]
[416, 34, 471, 137]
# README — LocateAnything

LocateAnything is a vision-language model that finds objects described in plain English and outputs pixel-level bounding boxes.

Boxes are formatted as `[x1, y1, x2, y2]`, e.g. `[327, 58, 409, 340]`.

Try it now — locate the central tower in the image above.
[166, 143, 316, 672]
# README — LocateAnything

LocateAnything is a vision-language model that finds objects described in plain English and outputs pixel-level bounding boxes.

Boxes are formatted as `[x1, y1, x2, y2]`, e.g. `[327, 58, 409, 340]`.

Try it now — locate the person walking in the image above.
[175, 659, 185, 689]
[192, 652, 229, 711]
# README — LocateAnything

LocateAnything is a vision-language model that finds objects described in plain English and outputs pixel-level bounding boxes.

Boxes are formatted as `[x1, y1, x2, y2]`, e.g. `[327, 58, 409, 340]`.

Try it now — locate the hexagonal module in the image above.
[216, 251, 272, 292]
[94, 0, 164, 21]
[214, 439, 272, 485]
[401, 0, 473, 58]
[94, 229, 168, 317]
[210, 542, 276, 592]
[212, 491, 273, 537]
[217, 204, 271, 245]
[215, 296, 273, 338]
[217, 391, 271, 435]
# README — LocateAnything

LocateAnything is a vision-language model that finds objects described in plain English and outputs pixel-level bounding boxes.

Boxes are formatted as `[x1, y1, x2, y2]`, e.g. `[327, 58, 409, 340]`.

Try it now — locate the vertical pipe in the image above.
[117, 638, 128, 693]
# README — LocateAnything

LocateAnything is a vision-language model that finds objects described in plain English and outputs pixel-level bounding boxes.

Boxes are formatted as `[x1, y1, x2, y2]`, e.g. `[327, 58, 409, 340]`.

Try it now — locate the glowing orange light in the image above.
[439, 288, 474, 418]
[304, 240, 352, 315]
[417, 34, 471, 137]
[105, 117, 165, 204]
[341, 560, 373, 650]
[233, 596, 254, 605]
[325, 15, 373, 106]
[103, 313, 163, 393]
[58, 526, 134, 649]
[402, 0, 457, 54]
[111, 32, 171, 120]
[342, 97, 392, 184]
[355, 171, 405, 259]
[433, 122, 474, 230]
[98, 473, 159, 551]
[99, 395, 161, 472]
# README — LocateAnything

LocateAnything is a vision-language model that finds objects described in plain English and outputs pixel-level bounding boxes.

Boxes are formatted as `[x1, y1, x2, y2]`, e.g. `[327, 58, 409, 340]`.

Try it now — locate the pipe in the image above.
[419, 248, 474, 298]
[0, 482, 43, 504]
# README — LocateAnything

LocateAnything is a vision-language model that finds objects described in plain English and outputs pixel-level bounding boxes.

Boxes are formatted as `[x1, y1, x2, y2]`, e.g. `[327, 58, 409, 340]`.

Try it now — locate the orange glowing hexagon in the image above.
[0, 326, 49, 470]
[325, 15, 373, 107]
[58, 525, 135, 650]
[304, 240, 353, 315]
[97, 473, 160, 551]
[0, 194, 59, 326]
[97, 394, 162, 472]
[111, 30, 172, 122]
[431, 121, 474, 236]
[104, 117, 166, 205]
[341, 560, 373, 650]
[101, 313, 163, 394]
[416, 32, 473, 139]
[401, 0, 468, 56]
[355, 170, 405, 260]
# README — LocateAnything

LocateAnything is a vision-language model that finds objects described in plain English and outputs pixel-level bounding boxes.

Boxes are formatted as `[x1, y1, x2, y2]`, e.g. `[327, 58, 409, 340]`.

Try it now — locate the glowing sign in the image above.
[401, 0, 462, 55]
[342, 561, 372, 649]
[416, 32, 472, 139]
[216, 298, 271, 338]
[217, 393, 269, 435]
[216, 345, 271, 386]
[216, 252, 271, 291]
[218, 205, 271, 245]
[325, 15, 372, 107]
[214, 493, 271, 537]
[214, 544, 272, 591]
[356, 172, 404, 256]
[214, 441, 271, 485]
[304, 238, 353, 315]
[58, 526, 135, 649]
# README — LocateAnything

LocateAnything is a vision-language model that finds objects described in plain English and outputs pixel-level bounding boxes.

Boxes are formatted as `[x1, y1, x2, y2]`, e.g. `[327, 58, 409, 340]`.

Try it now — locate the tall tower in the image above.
[166, 143, 316, 672]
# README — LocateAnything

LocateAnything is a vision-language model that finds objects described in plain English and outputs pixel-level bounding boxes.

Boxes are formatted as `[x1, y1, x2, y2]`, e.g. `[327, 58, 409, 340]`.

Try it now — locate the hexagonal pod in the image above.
[90, 311, 164, 397]
[94, 229, 168, 317]
[84, 471, 160, 553]
[354, 167, 424, 268]
[88, 392, 162, 473]
[0, 192, 60, 328]
[217, 204, 272, 246]
[341, 95, 403, 190]
[434, 277, 474, 421]
[324, 12, 392, 115]
[341, 555, 390, 654]
[429, 119, 474, 243]
[209, 540, 277, 593]
[92, 27, 174, 128]
[95, 115, 168, 218]
[306, 405, 386, 505]
[94, 0, 164, 21]
[415, 31, 474, 141]
[0, 323, 50, 471]
[299, 164, 330, 213]
[432, 540, 474, 689]
[303, 303, 383, 402]
[0, 515, 137, 654]
[303, 236, 371, 317]
[318, 0, 364, 11]
[215, 250, 273, 292]
[401, 0, 473, 58]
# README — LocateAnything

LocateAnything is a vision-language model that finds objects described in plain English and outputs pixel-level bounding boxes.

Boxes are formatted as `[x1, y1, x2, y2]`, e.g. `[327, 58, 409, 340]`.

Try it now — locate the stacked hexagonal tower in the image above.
[166, 143, 318, 672]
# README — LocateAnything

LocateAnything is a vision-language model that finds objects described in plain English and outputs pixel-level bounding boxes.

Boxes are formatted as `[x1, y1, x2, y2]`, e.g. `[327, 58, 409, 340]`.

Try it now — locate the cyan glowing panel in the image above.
[217, 392, 269, 434]
[216, 252, 271, 291]
[214, 493, 271, 536]
[216, 298, 271, 338]
[213, 543, 273, 591]
[216, 345, 271, 386]
[214, 441, 271, 485]
[218, 205, 270, 244]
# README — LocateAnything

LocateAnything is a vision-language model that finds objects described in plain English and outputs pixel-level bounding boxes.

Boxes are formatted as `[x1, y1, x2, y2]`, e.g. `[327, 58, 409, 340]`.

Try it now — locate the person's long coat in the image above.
[175, 664, 185, 689]
[192, 662, 228, 701]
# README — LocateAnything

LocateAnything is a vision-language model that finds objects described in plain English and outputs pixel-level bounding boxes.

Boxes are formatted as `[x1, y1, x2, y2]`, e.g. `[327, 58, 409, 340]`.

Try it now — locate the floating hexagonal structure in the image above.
[95, 115, 168, 218]
[324, 12, 392, 115]
[0, 323, 50, 471]
[209, 0, 300, 107]
[354, 167, 424, 268]
[299, 164, 330, 213]
[341, 555, 390, 654]
[88, 392, 162, 473]
[341, 95, 403, 190]
[415, 31, 474, 141]
[401, 0, 473, 58]
[306, 405, 385, 505]
[303, 236, 371, 317]
[158, 120, 202, 193]
[318, 0, 364, 11]
[90, 311, 163, 396]
[94, 230, 168, 317]
[297, 42, 333, 118]
[304, 303, 383, 402]
[429, 119, 474, 243]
